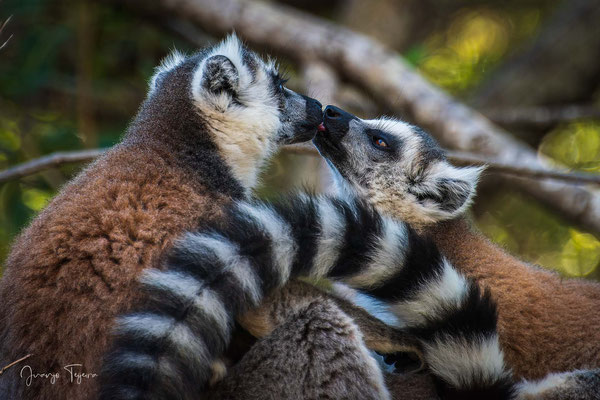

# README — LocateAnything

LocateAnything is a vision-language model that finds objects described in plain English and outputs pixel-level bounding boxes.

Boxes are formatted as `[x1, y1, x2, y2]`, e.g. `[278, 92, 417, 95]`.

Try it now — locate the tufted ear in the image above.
[200, 55, 239, 96]
[409, 163, 483, 221]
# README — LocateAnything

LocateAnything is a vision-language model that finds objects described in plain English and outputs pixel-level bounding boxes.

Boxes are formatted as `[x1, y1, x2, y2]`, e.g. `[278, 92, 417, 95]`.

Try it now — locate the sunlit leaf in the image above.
[21, 188, 53, 211]
[0, 120, 21, 152]
[540, 121, 600, 172]
[475, 190, 599, 280]
[560, 229, 600, 277]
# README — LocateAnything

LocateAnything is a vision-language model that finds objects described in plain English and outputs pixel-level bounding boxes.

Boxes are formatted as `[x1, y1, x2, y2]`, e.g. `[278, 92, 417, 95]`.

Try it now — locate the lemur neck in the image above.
[124, 102, 247, 200]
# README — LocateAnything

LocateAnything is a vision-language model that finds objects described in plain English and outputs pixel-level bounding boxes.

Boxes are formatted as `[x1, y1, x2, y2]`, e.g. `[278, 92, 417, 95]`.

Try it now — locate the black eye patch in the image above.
[272, 74, 288, 93]
[366, 129, 397, 152]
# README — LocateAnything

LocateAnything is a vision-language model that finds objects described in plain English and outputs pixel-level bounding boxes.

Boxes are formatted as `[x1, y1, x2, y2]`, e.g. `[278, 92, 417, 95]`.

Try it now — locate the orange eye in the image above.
[373, 137, 388, 148]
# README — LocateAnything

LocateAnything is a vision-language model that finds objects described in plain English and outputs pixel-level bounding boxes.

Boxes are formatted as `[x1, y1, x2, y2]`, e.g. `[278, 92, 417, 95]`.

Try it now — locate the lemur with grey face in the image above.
[312, 105, 599, 400]
[0, 35, 322, 400]
[315, 106, 482, 227]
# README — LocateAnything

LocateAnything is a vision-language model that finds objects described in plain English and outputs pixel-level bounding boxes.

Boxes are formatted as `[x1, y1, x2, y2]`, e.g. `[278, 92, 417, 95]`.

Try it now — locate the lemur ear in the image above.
[200, 55, 240, 95]
[410, 164, 484, 221]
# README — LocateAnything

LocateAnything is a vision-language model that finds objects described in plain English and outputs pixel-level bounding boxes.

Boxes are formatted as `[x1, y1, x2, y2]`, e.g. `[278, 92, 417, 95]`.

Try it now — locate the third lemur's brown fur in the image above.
[239, 280, 423, 358]
[427, 218, 600, 380]
[211, 281, 427, 400]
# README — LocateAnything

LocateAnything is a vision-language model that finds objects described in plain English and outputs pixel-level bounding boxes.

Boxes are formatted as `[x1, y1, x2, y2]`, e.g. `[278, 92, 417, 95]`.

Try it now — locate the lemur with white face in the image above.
[0, 36, 322, 400]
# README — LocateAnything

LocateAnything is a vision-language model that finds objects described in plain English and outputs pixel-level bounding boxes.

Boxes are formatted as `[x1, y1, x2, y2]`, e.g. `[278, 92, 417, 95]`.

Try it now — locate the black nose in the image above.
[323, 105, 355, 138]
[302, 95, 323, 124]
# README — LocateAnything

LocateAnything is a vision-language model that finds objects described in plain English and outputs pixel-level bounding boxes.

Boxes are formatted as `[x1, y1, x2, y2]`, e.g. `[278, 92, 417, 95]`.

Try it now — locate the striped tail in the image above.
[100, 194, 515, 399]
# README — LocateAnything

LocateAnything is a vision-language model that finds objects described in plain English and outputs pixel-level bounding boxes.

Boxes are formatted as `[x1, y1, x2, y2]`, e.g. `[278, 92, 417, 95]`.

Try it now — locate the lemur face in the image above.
[314, 105, 483, 225]
[147, 35, 322, 189]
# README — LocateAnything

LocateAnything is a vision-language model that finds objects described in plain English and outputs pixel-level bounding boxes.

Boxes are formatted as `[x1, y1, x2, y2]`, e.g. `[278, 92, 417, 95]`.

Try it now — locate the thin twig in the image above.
[0, 14, 13, 52]
[0, 15, 12, 34]
[0, 149, 107, 184]
[0, 354, 32, 376]
[2, 147, 599, 186]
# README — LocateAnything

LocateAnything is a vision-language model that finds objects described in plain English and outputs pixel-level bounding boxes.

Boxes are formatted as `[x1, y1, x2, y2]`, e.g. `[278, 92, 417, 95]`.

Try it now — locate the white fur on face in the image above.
[190, 35, 282, 191]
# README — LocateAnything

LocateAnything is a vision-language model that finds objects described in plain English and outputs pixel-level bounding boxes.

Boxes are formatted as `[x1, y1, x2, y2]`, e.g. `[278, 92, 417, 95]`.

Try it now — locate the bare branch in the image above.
[487, 105, 600, 129]
[3, 147, 599, 187]
[0, 14, 13, 52]
[0, 354, 32, 376]
[106, 0, 600, 234]
[0, 149, 106, 184]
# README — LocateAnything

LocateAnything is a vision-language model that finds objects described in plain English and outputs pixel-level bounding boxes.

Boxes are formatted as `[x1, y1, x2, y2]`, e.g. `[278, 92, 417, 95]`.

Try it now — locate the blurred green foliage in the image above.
[414, 6, 543, 94]
[476, 190, 600, 280]
[405, 2, 600, 280]
[0, 0, 598, 280]
[540, 121, 600, 173]
[0, 0, 196, 264]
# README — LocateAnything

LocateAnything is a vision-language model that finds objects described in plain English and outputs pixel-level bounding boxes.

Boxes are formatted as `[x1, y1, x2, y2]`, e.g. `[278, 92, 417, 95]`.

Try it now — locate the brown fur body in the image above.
[211, 281, 428, 400]
[239, 280, 423, 359]
[0, 60, 245, 400]
[427, 218, 600, 380]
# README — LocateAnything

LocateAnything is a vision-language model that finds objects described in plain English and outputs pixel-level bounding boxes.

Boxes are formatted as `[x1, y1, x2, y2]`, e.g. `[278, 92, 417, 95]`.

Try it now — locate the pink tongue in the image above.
[317, 123, 326, 132]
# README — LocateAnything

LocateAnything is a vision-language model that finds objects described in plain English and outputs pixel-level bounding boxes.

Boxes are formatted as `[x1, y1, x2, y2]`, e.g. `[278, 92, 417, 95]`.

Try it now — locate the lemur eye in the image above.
[275, 76, 288, 93]
[372, 136, 389, 148]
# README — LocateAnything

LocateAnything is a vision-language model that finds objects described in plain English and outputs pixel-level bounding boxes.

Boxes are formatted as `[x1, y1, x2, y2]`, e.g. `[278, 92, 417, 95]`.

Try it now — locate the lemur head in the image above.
[140, 35, 322, 190]
[313, 105, 483, 226]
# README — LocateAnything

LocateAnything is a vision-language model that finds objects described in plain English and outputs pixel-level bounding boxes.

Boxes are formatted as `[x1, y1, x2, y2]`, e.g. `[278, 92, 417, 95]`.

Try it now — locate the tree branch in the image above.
[0, 149, 106, 184]
[0, 354, 32, 376]
[3, 147, 599, 187]
[106, 0, 600, 234]
[0, 14, 13, 52]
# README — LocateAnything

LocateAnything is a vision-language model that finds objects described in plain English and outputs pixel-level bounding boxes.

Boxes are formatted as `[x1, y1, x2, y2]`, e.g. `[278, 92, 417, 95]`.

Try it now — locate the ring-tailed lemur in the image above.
[313, 105, 600, 399]
[101, 194, 515, 399]
[0, 35, 322, 400]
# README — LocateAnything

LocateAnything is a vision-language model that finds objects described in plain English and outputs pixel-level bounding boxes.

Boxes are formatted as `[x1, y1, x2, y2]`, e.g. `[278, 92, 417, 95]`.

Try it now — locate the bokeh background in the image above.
[0, 0, 599, 279]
